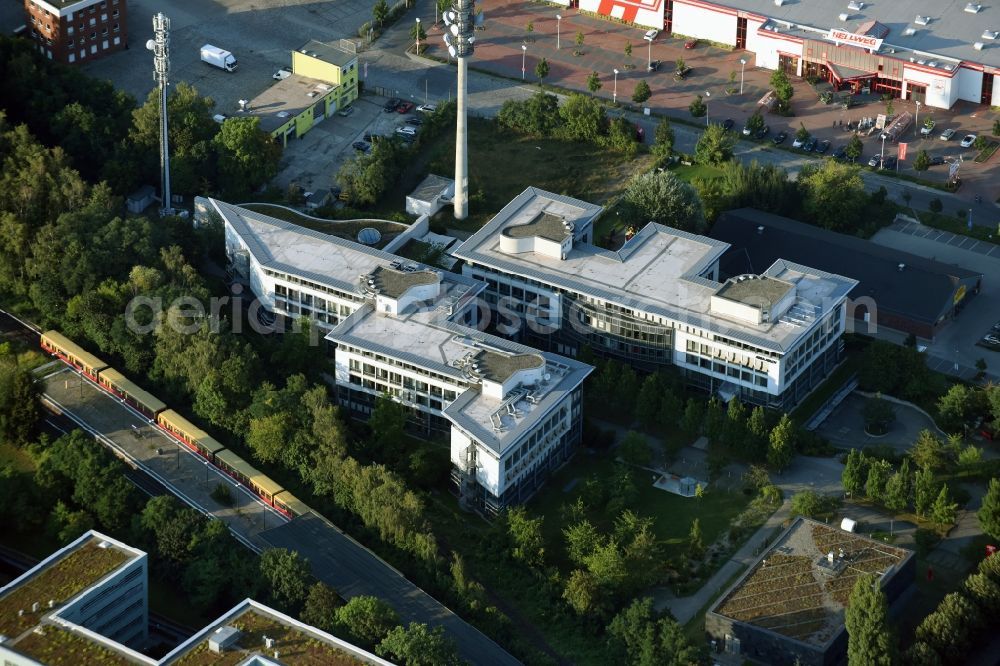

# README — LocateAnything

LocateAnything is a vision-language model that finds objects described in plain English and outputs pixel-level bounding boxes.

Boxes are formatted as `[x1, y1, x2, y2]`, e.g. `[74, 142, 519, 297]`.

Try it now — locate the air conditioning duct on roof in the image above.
[774, 0, 783, 5]
[838, 13, 849, 21]
[974, 42, 985, 50]
[914, 15, 930, 26]
[965, 3, 982, 13]
[847, 0, 864, 11]
[902, 28, 916, 36]
[982, 30, 998, 40]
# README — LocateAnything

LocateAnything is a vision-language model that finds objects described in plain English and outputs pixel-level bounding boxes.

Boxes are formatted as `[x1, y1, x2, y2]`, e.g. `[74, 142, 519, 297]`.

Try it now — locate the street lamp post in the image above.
[644, 34, 652, 69]
[915, 100, 921, 137]
[613, 68, 619, 104]
[880, 133, 886, 170]
[704, 90, 711, 126]
[739, 57, 747, 95]
[521, 44, 527, 80]
[556, 14, 561, 50]
[415, 17, 421, 54]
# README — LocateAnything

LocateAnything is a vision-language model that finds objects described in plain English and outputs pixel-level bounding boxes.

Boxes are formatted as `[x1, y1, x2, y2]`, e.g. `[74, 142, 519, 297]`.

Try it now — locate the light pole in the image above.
[739, 57, 747, 95]
[915, 100, 921, 137]
[644, 34, 652, 69]
[880, 133, 886, 170]
[521, 44, 527, 80]
[613, 68, 619, 104]
[704, 90, 711, 126]
[556, 14, 561, 50]
[415, 17, 421, 54]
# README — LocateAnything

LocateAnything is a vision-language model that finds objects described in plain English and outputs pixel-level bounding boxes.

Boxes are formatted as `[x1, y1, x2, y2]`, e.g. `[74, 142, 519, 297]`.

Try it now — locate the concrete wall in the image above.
[382, 214, 429, 254]
[673, 0, 736, 44]
[578, 0, 664, 30]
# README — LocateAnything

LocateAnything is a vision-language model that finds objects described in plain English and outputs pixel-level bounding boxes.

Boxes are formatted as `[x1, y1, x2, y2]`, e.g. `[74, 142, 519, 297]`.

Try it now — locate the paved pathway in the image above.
[654, 500, 791, 624]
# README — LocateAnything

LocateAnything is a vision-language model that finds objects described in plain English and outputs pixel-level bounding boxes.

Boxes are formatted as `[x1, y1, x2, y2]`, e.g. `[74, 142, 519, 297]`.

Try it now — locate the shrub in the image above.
[211, 483, 234, 506]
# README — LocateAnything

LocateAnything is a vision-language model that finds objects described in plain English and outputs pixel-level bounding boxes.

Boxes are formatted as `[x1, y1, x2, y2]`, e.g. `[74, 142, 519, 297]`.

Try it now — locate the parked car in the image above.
[816, 139, 831, 154]
[338, 106, 355, 117]
[383, 98, 401, 112]
[405, 116, 423, 126]
[416, 103, 436, 113]
[939, 128, 956, 140]
[792, 135, 808, 148]
[803, 138, 817, 152]
[647, 60, 661, 72]
[395, 126, 417, 137]
[831, 145, 847, 159]
[644, 29, 658, 41]
[742, 123, 753, 136]
[772, 131, 788, 145]
[753, 125, 770, 140]
[722, 119, 734, 131]
[984, 334, 1000, 346]
[352, 141, 370, 152]
[868, 154, 882, 167]
[396, 101, 415, 114]
[930, 155, 945, 166]
[960, 133, 978, 148]
[920, 119, 936, 135]
[684, 39, 698, 49]
[272, 67, 292, 80]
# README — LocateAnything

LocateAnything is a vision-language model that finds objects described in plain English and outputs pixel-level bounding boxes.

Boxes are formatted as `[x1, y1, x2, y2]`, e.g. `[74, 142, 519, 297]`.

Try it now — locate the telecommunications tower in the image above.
[442, 0, 480, 220]
[146, 13, 172, 216]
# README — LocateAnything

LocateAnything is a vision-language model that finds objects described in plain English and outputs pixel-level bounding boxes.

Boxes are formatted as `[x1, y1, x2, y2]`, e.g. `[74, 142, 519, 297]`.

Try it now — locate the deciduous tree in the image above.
[694, 123, 736, 165]
[377, 623, 463, 666]
[632, 80, 652, 104]
[846, 574, 894, 666]
[623, 170, 706, 233]
[767, 413, 796, 471]
[335, 596, 400, 648]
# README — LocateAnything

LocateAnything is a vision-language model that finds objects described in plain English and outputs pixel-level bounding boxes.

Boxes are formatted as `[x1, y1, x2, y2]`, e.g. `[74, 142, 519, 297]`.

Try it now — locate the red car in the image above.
[396, 101, 415, 114]
[684, 39, 698, 49]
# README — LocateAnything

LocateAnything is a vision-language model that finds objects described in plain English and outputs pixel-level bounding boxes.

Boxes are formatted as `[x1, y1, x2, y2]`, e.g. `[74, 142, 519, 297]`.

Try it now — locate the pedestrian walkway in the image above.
[654, 500, 791, 624]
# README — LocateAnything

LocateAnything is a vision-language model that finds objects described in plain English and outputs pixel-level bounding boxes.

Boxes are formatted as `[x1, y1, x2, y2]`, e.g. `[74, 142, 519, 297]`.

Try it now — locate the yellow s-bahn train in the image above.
[41, 331, 310, 520]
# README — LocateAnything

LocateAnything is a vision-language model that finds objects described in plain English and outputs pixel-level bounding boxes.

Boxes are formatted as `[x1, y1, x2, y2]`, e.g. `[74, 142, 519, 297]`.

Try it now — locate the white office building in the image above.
[210, 199, 592, 514]
[453, 188, 857, 411]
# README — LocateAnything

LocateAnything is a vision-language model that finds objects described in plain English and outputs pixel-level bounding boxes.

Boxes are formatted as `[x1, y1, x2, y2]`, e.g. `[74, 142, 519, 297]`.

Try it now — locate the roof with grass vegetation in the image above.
[0, 538, 133, 640]
[710, 517, 911, 648]
[165, 602, 392, 666]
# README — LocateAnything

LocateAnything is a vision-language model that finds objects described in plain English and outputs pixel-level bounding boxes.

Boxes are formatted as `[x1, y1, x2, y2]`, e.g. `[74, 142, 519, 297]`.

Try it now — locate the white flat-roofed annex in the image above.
[329, 294, 590, 454]
[454, 188, 858, 353]
[210, 199, 400, 294]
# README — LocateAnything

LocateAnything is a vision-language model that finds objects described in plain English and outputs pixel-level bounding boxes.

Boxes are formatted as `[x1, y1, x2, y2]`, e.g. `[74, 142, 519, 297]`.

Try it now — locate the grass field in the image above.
[530, 453, 749, 561]
[406, 118, 654, 232]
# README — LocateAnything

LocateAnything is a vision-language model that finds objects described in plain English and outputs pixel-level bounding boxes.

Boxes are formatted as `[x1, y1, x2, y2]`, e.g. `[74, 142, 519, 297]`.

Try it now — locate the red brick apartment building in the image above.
[24, 0, 127, 64]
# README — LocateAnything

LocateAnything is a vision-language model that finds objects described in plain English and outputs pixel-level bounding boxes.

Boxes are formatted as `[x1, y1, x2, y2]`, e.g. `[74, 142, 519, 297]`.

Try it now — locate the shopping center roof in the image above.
[729, 0, 1000, 69]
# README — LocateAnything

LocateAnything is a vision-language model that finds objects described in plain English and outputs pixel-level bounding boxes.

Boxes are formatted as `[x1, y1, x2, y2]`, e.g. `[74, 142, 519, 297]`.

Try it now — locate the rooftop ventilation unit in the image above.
[914, 15, 930, 26]
[966, 3, 982, 13]
[839, 12, 849, 21]
[847, 1, 864, 11]
[902, 28, 916, 36]
[928, 60, 938, 67]
[756, 225, 765, 234]
[774, 0, 783, 5]
[897, 263, 906, 271]
[983, 30, 998, 40]
[974, 41, 985, 50]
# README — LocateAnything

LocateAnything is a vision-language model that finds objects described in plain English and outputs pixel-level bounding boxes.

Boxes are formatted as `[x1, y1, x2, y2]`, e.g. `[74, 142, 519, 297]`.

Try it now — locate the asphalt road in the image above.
[261, 513, 521, 666]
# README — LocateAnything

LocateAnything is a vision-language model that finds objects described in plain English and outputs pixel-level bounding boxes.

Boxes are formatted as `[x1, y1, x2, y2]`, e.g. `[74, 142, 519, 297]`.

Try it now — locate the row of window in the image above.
[339, 346, 458, 386]
[684, 353, 769, 387]
[264, 268, 357, 303]
[685, 339, 768, 371]
[349, 359, 459, 401]
[60, 36, 120, 62]
[348, 375, 447, 411]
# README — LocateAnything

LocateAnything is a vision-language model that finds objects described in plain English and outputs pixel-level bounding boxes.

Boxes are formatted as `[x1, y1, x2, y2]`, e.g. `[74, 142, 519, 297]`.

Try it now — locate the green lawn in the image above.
[240, 203, 407, 246]
[530, 452, 749, 560]
[669, 162, 725, 182]
[407, 118, 654, 232]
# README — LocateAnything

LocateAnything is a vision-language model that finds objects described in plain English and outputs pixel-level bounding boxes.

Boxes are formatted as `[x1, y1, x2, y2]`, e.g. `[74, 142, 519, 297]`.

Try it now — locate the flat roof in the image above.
[409, 174, 453, 203]
[716, 275, 794, 307]
[712, 209, 983, 325]
[455, 188, 857, 353]
[719, 0, 1000, 69]
[0, 536, 136, 640]
[242, 74, 339, 134]
[503, 211, 573, 243]
[328, 297, 590, 454]
[297, 39, 358, 67]
[710, 518, 911, 648]
[369, 265, 440, 299]
[164, 601, 391, 665]
[211, 199, 415, 296]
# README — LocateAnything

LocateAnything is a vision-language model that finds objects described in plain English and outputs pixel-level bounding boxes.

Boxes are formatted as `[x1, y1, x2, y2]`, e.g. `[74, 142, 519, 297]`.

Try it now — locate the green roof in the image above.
[0, 539, 130, 639]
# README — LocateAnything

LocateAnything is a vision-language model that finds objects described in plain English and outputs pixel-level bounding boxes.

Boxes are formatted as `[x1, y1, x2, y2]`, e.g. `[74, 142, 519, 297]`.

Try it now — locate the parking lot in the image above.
[81, 0, 379, 114]
[270, 95, 428, 193]
[871, 222, 1000, 382]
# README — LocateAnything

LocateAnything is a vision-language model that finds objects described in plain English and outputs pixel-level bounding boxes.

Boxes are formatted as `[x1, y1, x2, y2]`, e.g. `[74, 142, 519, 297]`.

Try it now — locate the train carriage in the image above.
[156, 409, 225, 461]
[97, 368, 167, 419]
[273, 490, 310, 518]
[40, 331, 108, 380]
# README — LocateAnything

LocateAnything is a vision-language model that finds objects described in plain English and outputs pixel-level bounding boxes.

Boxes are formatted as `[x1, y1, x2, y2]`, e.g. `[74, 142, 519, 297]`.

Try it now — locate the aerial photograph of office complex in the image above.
[2, 0, 1000, 664]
